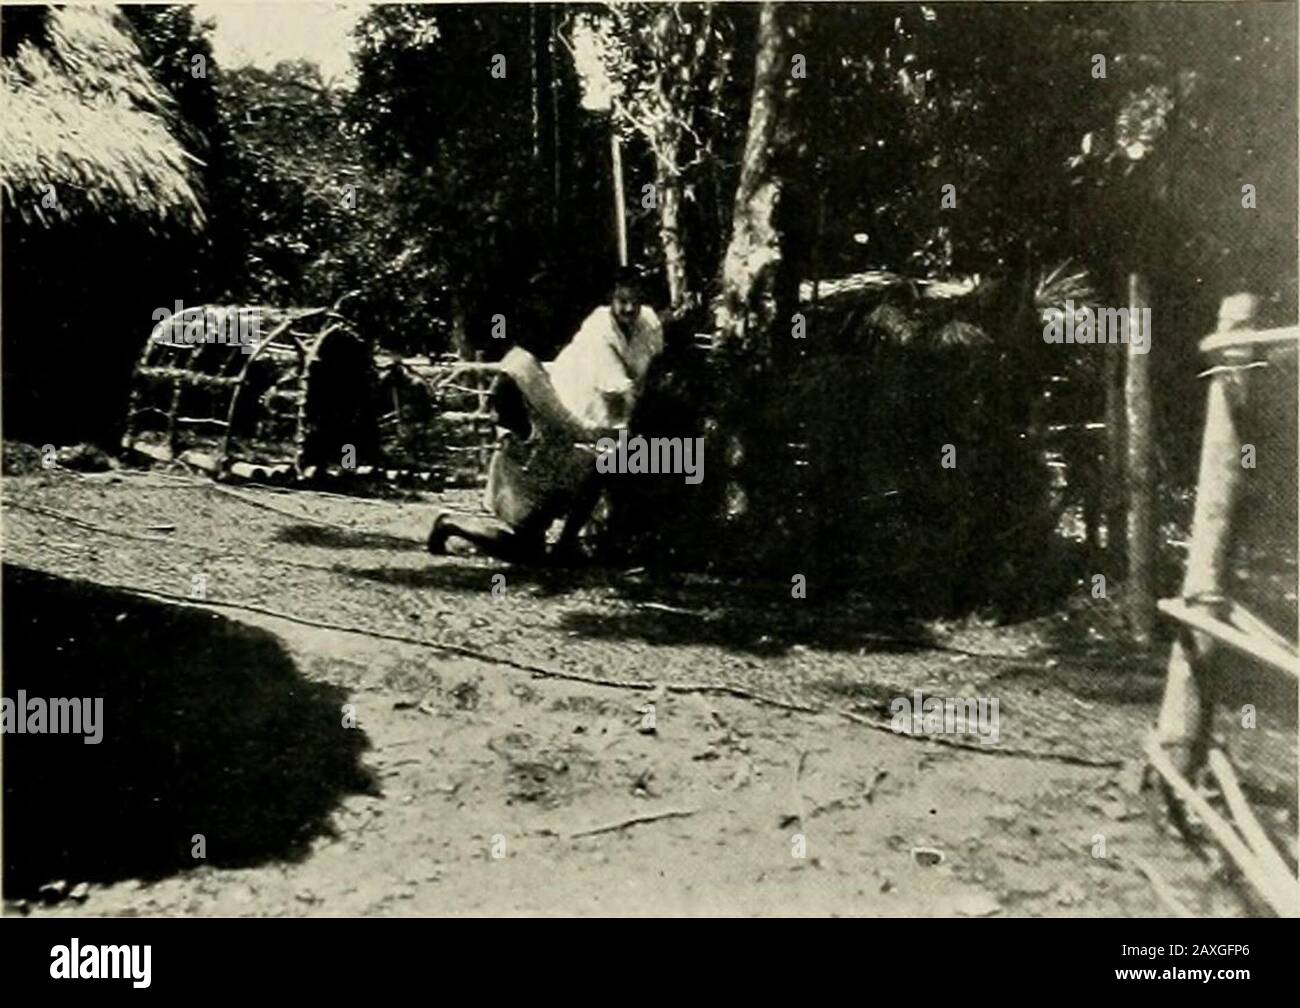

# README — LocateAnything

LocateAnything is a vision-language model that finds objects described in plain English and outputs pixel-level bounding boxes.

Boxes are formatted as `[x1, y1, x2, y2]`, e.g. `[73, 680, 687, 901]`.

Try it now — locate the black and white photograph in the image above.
[1, 0, 1297, 937]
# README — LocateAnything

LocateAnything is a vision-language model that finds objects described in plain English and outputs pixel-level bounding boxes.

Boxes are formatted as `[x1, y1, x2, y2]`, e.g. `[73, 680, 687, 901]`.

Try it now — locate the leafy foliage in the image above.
[349, 4, 611, 359]
[580, 3, 750, 307]
[211, 60, 439, 353]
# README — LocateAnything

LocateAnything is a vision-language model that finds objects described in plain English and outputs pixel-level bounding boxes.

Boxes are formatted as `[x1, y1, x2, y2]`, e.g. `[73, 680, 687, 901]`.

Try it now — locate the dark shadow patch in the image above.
[986, 660, 1166, 705]
[558, 598, 937, 658]
[2, 564, 376, 897]
[558, 607, 793, 657]
[337, 561, 605, 599]
[272, 522, 417, 551]
[805, 679, 906, 711]
[342, 557, 938, 656]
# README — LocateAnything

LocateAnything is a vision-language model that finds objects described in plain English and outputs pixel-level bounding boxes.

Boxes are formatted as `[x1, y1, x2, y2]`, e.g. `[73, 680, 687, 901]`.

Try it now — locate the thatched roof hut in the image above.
[0, 6, 202, 229]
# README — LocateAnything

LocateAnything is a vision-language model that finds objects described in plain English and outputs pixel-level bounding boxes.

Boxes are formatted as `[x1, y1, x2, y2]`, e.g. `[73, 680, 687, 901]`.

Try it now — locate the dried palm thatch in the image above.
[798, 262, 1094, 350]
[0, 7, 202, 229]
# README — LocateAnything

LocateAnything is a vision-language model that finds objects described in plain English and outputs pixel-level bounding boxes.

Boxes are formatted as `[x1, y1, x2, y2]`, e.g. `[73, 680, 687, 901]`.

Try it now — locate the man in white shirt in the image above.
[544, 274, 663, 430]
[428, 267, 663, 562]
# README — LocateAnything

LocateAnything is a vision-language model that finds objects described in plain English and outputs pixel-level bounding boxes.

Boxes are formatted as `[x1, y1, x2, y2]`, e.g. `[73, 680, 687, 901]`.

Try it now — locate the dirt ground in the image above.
[1, 464, 1282, 916]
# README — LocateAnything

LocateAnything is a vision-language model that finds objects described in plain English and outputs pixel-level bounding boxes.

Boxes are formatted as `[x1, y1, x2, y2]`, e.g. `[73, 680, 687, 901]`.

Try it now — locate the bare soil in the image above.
[0, 466, 1277, 916]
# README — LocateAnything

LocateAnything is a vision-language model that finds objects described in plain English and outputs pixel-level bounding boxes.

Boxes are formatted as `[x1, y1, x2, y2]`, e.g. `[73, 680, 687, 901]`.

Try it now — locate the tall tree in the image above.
[350, 4, 599, 359]
[713, 2, 807, 357]
[1125, 270, 1155, 643]
[590, 3, 738, 314]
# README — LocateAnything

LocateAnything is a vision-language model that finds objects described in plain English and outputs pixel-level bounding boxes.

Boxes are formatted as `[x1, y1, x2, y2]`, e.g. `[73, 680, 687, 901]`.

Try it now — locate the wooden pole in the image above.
[529, 4, 540, 165]
[1125, 271, 1155, 645]
[1207, 748, 1300, 901]
[1146, 737, 1299, 917]
[1103, 332, 1127, 567]
[611, 123, 628, 266]
[549, 7, 561, 232]
[1152, 293, 1258, 772]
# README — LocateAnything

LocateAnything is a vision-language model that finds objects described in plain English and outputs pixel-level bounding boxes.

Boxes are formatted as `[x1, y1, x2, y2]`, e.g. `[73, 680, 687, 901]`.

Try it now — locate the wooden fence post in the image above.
[1104, 346, 1127, 567]
[1151, 292, 1258, 772]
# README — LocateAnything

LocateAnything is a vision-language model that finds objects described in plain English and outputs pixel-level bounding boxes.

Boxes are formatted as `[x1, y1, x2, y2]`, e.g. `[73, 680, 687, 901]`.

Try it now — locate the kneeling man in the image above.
[428, 267, 663, 562]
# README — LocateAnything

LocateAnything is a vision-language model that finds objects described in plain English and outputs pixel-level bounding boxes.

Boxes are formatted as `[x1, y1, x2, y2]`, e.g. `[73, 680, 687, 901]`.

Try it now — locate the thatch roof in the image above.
[0, 7, 203, 229]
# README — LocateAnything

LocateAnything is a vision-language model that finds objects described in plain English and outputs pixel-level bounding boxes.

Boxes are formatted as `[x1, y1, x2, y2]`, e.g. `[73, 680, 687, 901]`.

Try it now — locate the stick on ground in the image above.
[569, 808, 699, 839]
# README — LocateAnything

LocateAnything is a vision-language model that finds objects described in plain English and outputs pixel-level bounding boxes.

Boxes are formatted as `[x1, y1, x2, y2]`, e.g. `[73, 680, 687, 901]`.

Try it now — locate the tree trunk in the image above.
[707, 2, 808, 568]
[1124, 271, 1155, 644]
[450, 291, 471, 360]
[610, 126, 628, 266]
[713, 2, 804, 355]
[651, 6, 687, 314]
[657, 162, 688, 315]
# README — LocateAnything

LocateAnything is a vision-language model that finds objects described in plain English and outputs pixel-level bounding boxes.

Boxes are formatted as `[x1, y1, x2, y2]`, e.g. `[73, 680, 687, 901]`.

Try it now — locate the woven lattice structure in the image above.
[374, 353, 501, 488]
[122, 305, 374, 480]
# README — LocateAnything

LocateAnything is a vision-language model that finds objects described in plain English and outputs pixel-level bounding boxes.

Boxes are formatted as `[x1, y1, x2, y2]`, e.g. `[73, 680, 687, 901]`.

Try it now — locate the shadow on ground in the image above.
[273, 522, 417, 551]
[985, 660, 1166, 705]
[338, 560, 605, 599]
[2, 565, 376, 897]
[342, 558, 939, 657]
[556, 603, 948, 658]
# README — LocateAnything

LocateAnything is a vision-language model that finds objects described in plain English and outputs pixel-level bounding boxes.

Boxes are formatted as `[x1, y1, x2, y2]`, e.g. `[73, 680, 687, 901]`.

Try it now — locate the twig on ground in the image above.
[837, 709, 1124, 768]
[665, 682, 818, 713]
[28, 570, 811, 711]
[1054, 836, 1123, 873]
[71, 578, 634, 685]
[863, 767, 889, 803]
[569, 808, 699, 839]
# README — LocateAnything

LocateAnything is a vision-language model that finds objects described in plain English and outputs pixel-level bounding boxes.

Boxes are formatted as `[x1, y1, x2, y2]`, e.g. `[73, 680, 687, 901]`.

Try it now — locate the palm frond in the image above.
[866, 301, 922, 345]
[933, 318, 991, 348]
[1033, 260, 1094, 313]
